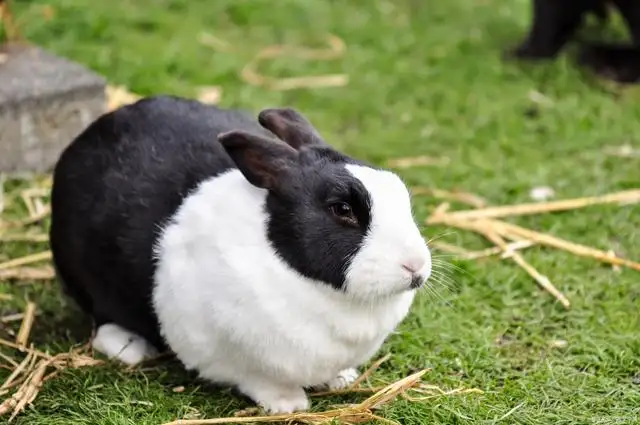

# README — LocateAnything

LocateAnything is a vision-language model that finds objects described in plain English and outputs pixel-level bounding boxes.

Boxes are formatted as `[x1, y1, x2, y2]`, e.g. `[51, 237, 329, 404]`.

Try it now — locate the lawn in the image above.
[1, 0, 640, 424]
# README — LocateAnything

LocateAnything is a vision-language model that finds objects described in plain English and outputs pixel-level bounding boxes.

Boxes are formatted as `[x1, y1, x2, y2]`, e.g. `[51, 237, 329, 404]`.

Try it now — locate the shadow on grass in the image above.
[24, 302, 258, 409]
[28, 303, 93, 348]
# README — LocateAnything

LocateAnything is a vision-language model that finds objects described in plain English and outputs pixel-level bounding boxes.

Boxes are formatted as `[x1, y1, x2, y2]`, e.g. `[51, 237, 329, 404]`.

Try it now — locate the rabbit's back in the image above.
[49, 95, 263, 349]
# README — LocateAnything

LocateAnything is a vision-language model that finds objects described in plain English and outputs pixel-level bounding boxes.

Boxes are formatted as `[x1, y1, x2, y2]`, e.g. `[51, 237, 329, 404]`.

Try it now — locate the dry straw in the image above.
[0, 251, 52, 272]
[162, 369, 427, 425]
[161, 369, 482, 425]
[161, 354, 482, 425]
[432, 240, 536, 261]
[0, 347, 103, 421]
[0, 205, 51, 233]
[425, 187, 640, 308]
[0, 266, 55, 281]
[411, 187, 487, 208]
[0, 338, 51, 360]
[486, 219, 640, 272]
[15, 302, 37, 348]
[106, 85, 141, 112]
[0, 301, 102, 421]
[0, 234, 49, 243]
[240, 33, 349, 91]
[436, 189, 640, 221]
[386, 156, 451, 169]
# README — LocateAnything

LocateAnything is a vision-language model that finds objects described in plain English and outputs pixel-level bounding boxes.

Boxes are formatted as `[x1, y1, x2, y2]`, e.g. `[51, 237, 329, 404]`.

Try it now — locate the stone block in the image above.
[0, 43, 106, 173]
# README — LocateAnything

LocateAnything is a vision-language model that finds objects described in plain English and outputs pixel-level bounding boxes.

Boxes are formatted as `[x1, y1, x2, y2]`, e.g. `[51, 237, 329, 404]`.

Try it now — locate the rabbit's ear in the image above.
[218, 130, 298, 190]
[258, 108, 327, 150]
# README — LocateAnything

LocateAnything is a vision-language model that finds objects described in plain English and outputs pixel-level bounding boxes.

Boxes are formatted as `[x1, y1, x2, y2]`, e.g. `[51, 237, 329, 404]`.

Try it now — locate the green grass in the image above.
[2, 0, 640, 424]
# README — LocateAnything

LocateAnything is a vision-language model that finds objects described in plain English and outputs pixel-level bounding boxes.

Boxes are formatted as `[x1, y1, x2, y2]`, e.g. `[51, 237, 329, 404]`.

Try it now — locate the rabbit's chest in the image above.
[272, 322, 385, 386]
[272, 292, 414, 385]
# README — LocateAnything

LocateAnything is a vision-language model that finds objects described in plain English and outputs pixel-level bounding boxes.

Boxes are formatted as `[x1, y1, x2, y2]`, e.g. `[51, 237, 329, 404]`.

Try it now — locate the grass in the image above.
[2, 0, 640, 423]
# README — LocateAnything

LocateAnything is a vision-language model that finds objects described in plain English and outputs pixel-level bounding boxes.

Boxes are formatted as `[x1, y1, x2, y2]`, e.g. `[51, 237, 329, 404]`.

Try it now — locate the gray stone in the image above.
[0, 43, 106, 173]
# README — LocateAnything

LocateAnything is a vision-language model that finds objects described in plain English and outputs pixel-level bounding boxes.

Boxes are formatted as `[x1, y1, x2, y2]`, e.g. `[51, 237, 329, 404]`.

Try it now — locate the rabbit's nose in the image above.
[401, 257, 426, 274]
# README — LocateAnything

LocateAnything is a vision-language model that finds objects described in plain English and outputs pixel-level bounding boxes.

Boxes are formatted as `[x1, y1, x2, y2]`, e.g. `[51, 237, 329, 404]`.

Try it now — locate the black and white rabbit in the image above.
[49, 96, 432, 414]
[509, 0, 640, 83]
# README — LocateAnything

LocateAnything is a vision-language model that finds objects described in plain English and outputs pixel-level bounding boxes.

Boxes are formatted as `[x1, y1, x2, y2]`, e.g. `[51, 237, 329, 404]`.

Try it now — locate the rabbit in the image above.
[508, 0, 640, 83]
[49, 95, 432, 414]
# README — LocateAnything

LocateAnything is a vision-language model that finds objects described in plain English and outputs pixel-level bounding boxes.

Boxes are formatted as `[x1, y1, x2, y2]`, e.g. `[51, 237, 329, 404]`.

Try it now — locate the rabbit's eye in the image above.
[329, 202, 358, 226]
[330, 202, 352, 217]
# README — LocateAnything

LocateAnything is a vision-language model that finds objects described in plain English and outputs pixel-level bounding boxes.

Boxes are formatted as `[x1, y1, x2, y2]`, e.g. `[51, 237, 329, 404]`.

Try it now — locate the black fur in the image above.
[49, 96, 374, 349]
[266, 148, 372, 291]
[509, 0, 640, 83]
[578, 43, 640, 82]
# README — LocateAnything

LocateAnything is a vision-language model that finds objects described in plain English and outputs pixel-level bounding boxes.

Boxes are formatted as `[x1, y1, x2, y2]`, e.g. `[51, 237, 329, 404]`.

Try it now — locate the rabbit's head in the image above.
[218, 108, 431, 301]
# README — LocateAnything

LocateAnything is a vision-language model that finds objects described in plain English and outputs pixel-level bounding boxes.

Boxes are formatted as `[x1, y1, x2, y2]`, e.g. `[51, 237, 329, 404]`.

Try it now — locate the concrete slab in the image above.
[0, 43, 106, 173]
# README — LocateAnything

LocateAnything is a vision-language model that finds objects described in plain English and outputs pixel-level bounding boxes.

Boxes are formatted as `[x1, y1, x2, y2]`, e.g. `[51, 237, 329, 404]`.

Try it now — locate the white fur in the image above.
[151, 166, 430, 413]
[92, 324, 157, 365]
[345, 165, 432, 299]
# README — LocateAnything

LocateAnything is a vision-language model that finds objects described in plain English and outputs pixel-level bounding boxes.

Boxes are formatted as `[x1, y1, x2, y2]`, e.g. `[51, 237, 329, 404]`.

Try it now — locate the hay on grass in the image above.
[424, 187, 640, 308]
[240, 33, 348, 91]
[15, 302, 36, 348]
[433, 189, 640, 221]
[0, 348, 103, 421]
[0, 251, 52, 271]
[0, 206, 51, 233]
[0, 234, 49, 243]
[196, 86, 223, 105]
[19, 188, 49, 219]
[432, 215, 570, 307]
[1, 313, 33, 324]
[162, 354, 482, 425]
[476, 222, 570, 308]
[0, 352, 18, 369]
[0, 266, 55, 281]
[1, 308, 103, 422]
[432, 240, 536, 261]
[198, 32, 233, 52]
[162, 369, 428, 425]
[411, 187, 487, 208]
[106, 85, 141, 111]
[0, 338, 51, 360]
[486, 219, 640, 272]
[385, 156, 450, 169]
[0, 350, 33, 391]
[603, 144, 640, 158]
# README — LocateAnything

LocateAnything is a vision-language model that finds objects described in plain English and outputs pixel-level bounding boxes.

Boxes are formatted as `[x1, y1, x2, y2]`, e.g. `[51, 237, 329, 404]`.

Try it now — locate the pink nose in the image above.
[402, 258, 426, 274]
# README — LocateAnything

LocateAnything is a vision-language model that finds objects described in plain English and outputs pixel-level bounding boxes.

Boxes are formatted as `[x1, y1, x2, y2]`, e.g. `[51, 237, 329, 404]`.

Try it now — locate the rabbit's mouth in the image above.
[409, 275, 426, 289]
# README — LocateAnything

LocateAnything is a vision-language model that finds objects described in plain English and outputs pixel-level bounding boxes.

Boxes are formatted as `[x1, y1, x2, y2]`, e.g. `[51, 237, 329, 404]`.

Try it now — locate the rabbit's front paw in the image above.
[239, 382, 309, 414]
[92, 323, 157, 365]
[325, 368, 360, 390]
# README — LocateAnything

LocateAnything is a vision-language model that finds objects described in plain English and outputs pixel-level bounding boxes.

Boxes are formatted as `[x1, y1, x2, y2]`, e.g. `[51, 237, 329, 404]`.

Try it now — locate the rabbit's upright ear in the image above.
[257, 108, 327, 150]
[218, 131, 298, 190]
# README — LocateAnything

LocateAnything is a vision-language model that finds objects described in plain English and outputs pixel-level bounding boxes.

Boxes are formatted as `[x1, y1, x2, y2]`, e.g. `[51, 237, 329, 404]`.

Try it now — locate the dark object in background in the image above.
[578, 43, 640, 83]
[508, 0, 640, 83]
